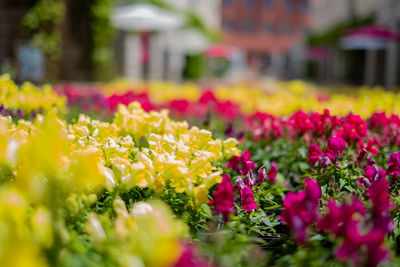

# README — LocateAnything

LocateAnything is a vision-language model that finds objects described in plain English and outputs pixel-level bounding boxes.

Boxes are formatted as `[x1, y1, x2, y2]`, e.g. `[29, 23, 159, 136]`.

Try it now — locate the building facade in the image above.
[221, 0, 310, 78]
[310, 0, 400, 87]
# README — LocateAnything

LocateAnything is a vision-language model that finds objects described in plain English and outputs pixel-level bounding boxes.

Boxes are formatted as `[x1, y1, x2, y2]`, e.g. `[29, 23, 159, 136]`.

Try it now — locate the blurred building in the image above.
[114, 0, 221, 82]
[221, 0, 311, 78]
[310, 0, 400, 87]
[0, 0, 38, 81]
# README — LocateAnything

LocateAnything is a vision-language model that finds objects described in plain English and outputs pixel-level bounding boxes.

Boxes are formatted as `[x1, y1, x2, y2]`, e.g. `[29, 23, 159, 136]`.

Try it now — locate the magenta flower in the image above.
[335, 114, 368, 142]
[280, 178, 321, 243]
[318, 198, 366, 236]
[209, 174, 235, 221]
[388, 152, 400, 179]
[325, 136, 346, 160]
[174, 243, 213, 267]
[307, 143, 322, 167]
[289, 111, 314, 135]
[369, 179, 394, 233]
[240, 185, 258, 213]
[227, 150, 256, 175]
[357, 165, 386, 189]
[267, 162, 278, 183]
[358, 139, 380, 155]
[255, 162, 278, 185]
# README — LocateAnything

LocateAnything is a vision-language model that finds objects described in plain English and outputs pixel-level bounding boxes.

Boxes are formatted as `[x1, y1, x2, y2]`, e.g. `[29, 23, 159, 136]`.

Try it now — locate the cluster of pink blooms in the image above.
[208, 174, 235, 221]
[282, 177, 393, 266]
[209, 151, 277, 220]
[282, 148, 400, 266]
[369, 112, 400, 146]
[245, 110, 373, 145]
[307, 136, 347, 168]
[174, 243, 213, 267]
[280, 178, 321, 244]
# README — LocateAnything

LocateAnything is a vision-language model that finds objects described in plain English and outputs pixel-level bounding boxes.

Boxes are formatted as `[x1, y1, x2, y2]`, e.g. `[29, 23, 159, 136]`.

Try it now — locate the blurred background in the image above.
[0, 0, 399, 88]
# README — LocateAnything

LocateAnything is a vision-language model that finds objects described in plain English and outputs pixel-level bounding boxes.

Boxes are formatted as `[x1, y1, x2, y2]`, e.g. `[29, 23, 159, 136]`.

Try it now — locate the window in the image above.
[223, 0, 234, 5]
[282, 24, 292, 34]
[263, 0, 273, 8]
[284, 0, 293, 11]
[223, 20, 235, 31]
[245, 0, 255, 7]
[301, 1, 309, 12]
[243, 21, 255, 33]
[263, 23, 275, 34]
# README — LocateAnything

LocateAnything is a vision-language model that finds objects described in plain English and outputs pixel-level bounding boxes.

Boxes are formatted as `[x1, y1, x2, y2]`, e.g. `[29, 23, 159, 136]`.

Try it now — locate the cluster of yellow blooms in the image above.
[0, 74, 66, 114]
[0, 102, 239, 266]
[102, 79, 400, 118]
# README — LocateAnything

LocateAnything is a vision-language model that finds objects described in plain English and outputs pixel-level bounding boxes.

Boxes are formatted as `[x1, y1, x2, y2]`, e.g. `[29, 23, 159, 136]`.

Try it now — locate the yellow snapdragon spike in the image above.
[0, 187, 48, 267]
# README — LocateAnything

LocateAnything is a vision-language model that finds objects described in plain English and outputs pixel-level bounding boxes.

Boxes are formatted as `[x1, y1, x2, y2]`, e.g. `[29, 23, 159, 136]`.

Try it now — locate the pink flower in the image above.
[227, 150, 256, 175]
[267, 162, 278, 183]
[357, 165, 386, 189]
[174, 243, 213, 267]
[318, 198, 366, 236]
[388, 152, 400, 179]
[255, 162, 278, 185]
[240, 185, 258, 213]
[335, 114, 368, 142]
[289, 111, 314, 135]
[358, 139, 380, 155]
[280, 178, 321, 243]
[368, 179, 394, 233]
[209, 174, 235, 221]
[326, 136, 346, 158]
[307, 143, 321, 167]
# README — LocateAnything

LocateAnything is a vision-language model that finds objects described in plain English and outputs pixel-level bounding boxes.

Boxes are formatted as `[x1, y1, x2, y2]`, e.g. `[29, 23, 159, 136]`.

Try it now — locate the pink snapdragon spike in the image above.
[255, 162, 278, 185]
[388, 152, 400, 179]
[209, 174, 235, 221]
[358, 139, 380, 155]
[280, 178, 321, 244]
[240, 185, 258, 213]
[307, 143, 322, 167]
[267, 162, 278, 183]
[335, 114, 368, 142]
[174, 243, 213, 267]
[226, 150, 256, 175]
[357, 165, 386, 189]
[318, 182, 393, 267]
[326, 136, 346, 160]
[289, 111, 314, 135]
[368, 179, 394, 233]
[198, 91, 217, 104]
[318, 198, 366, 237]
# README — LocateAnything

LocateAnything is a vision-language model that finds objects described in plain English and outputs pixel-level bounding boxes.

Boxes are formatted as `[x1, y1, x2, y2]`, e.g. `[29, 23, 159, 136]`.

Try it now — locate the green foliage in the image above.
[91, 0, 116, 80]
[22, 0, 65, 58]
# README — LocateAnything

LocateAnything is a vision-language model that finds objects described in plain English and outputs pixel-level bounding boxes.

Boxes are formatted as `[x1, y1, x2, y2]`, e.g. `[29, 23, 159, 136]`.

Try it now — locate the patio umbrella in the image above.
[112, 3, 183, 32]
[340, 25, 400, 50]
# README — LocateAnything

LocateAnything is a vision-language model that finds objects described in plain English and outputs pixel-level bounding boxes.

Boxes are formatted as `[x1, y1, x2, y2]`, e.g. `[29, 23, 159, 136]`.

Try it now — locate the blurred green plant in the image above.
[22, 0, 65, 59]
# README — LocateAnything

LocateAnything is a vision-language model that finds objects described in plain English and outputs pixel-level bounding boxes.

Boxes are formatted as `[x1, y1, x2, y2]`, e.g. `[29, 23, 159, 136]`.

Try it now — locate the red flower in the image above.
[255, 162, 278, 185]
[357, 165, 386, 189]
[280, 178, 321, 243]
[335, 114, 368, 142]
[388, 152, 400, 179]
[307, 143, 321, 167]
[240, 185, 258, 213]
[227, 150, 256, 175]
[369, 179, 394, 233]
[174, 243, 213, 267]
[209, 174, 235, 221]
[326, 136, 346, 158]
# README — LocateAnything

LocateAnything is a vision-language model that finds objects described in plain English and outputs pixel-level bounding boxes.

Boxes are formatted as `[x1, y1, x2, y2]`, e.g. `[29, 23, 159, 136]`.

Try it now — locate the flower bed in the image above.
[2, 78, 400, 266]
